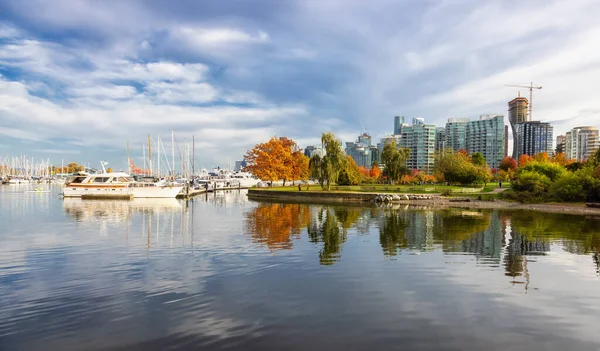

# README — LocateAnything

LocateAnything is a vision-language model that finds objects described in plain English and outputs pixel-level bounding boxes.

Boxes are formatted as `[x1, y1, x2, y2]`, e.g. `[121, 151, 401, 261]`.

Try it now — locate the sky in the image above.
[1, 0, 600, 171]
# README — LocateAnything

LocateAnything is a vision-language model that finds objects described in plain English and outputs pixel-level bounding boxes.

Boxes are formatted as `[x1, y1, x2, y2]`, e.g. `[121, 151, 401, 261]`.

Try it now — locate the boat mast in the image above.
[143, 142, 146, 175]
[171, 130, 175, 178]
[192, 135, 195, 176]
[157, 136, 161, 178]
[126, 141, 131, 175]
[148, 134, 152, 177]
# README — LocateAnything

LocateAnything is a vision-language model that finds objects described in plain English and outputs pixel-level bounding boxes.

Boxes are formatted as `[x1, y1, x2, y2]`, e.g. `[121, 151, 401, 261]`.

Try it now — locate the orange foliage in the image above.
[533, 152, 549, 163]
[370, 165, 382, 179]
[518, 154, 533, 167]
[245, 203, 311, 251]
[244, 137, 308, 185]
[358, 166, 370, 177]
[552, 152, 571, 166]
[400, 174, 415, 184]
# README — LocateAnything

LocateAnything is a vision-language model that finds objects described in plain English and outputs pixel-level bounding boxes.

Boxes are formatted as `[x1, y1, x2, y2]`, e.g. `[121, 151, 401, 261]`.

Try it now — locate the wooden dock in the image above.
[176, 185, 250, 199]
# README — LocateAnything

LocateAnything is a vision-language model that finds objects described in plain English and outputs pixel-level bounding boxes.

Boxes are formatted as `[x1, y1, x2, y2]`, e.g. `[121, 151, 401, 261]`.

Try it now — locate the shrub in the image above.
[512, 170, 551, 193]
[519, 161, 565, 182]
[549, 172, 585, 202]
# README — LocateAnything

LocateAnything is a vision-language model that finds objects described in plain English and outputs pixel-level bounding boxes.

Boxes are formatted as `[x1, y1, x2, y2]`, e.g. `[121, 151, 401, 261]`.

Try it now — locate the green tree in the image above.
[309, 154, 325, 188]
[381, 139, 410, 184]
[434, 150, 479, 185]
[471, 152, 486, 167]
[320, 132, 345, 191]
[338, 156, 362, 185]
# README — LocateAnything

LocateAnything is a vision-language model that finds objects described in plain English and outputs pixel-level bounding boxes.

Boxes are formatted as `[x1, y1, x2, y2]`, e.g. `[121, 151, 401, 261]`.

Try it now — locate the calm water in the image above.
[2, 185, 600, 350]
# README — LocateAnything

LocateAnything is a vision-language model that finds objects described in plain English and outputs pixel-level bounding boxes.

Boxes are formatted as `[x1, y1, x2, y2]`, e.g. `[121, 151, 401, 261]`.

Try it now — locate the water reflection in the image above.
[3, 191, 600, 350]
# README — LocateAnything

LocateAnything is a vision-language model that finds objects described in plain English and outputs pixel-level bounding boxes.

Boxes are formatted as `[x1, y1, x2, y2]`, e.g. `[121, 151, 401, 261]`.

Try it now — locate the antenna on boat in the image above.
[100, 161, 108, 173]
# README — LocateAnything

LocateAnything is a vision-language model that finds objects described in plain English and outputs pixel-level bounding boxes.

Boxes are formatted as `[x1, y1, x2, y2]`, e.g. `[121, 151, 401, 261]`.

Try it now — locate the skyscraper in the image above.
[435, 127, 445, 153]
[465, 115, 505, 168]
[346, 133, 379, 167]
[555, 135, 566, 154]
[445, 118, 469, 151]
[516, 121, 553, 157]
[508, 96, 529, 159]
[394, 116, 404, 135]
[399, 119, 436, 174]
[565, 126, 599, 161]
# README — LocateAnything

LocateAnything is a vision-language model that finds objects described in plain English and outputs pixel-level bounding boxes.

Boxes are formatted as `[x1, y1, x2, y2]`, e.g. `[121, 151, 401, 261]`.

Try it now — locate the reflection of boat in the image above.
[62, 171, 183, 198]
[63, 197, 182, 223]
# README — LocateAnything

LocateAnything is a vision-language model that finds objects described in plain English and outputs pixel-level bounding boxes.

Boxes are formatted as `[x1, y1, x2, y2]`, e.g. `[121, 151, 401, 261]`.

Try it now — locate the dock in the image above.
[176, 185, 250, 199]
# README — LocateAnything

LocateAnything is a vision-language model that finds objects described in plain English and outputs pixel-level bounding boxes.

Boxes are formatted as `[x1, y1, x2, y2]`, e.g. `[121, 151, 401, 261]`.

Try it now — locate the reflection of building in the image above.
[466, 114, 505, 168]
[565, 126, 599, 161]
[516, 121, 554, 157]
[346, 133, 380, 168]
[399, 119, 436, 173]
[458, 211, 503, 264]
[508, 96, 529, 159]
[445, 118, 469, 151]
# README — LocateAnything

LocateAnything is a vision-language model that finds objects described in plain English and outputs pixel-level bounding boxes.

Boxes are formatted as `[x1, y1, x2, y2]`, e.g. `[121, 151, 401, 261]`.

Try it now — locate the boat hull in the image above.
[62, 185, 182, 198]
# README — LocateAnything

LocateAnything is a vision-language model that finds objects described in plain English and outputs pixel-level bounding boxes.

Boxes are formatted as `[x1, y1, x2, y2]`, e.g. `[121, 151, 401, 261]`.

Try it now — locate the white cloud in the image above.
[145, 81, 219, 103]
[69, 85, 138, 99]
[176, 27, 269, 46]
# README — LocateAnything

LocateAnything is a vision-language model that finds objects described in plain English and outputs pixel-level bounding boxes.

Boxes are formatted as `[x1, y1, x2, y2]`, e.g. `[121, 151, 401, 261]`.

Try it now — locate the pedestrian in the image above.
[298, 183, 302, 191]
[499, 181, 502, 188]
[306, 183, 310, 191]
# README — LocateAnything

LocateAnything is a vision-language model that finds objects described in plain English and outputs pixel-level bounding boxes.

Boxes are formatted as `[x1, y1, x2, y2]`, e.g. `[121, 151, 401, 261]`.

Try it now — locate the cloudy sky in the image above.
[1, 0, 599, 170]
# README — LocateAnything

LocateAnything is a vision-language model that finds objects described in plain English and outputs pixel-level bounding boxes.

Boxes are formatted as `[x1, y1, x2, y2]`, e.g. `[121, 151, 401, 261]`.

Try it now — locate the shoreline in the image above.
[247, 189, 600, 216]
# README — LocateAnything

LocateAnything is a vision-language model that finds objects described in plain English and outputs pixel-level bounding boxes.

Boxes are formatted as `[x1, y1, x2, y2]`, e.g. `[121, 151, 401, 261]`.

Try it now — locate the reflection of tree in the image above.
[432, 210, 491, 243]
[334, 207, 362, 233]
[308, 208, 347, 265]
[379, 210, 408, 256]
[245, 203, 311, 251]
[509, 211, 600, 255]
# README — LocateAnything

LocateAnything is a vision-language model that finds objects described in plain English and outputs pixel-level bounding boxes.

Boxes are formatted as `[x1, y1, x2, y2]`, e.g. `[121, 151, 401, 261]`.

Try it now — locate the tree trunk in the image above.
[283, 179, 286, 187]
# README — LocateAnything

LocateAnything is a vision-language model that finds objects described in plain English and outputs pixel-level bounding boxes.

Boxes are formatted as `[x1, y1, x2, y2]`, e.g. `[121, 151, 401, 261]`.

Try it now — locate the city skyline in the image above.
[1, 1, 600, 169]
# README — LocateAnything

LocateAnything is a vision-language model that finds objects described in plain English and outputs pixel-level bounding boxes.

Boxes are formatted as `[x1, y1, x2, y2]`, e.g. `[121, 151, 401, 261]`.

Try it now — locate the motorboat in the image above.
[62, 171, 183, 198]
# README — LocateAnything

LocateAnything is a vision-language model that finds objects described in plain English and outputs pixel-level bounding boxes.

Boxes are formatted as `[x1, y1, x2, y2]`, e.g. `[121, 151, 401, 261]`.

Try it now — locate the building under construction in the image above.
[508, 96, 529, 159]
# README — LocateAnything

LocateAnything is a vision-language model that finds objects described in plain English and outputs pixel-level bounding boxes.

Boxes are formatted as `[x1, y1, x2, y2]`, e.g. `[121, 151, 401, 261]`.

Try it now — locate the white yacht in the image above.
[62, 171, 183, 198]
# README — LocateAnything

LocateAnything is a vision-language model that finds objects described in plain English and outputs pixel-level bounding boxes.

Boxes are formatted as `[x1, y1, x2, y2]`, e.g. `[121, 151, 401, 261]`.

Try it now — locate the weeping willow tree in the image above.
[381, 139, 411, 184]
[309, 132, 345, 191]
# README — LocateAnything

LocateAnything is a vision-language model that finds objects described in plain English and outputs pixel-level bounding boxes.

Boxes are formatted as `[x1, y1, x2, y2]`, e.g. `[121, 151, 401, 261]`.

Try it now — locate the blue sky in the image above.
[1, 0, 599, 170]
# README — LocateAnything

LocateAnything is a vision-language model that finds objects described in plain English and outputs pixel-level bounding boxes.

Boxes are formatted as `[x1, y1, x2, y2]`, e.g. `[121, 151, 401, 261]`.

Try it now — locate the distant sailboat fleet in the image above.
[1, 132, 262, 199]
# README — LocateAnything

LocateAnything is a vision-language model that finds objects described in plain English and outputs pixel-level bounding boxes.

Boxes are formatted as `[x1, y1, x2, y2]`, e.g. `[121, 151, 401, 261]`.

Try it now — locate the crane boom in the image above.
[505, 82, 542, 121]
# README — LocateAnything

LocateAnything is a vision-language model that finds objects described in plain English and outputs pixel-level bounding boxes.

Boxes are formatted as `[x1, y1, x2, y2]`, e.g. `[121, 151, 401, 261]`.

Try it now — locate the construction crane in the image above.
[505, 82, 542, 121]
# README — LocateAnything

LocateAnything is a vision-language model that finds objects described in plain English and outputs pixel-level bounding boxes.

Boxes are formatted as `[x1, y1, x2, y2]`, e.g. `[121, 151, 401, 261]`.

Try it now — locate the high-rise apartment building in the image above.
[504, 125, 509, 157]
[445, 118, 469, 151]
[565, 126, 599, 161]
[346, 133, 379, 168]
[394, 116, 405, 135]
[435, 127, 445, 152]
[555, 135, 566, 154]
[515, 121, 553, 157]
[399, 119, 436, 174]
[465, 114, 505, 168]
[508, 96, 529, 159]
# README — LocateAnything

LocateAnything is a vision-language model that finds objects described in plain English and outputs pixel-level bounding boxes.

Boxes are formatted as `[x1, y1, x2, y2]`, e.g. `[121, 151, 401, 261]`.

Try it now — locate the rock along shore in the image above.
[246, 189, 600, 216]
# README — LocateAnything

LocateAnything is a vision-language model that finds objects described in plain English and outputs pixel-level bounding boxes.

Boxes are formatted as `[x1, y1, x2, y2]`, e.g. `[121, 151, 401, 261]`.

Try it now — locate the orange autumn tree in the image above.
[370, 164, 382, 179]
[518, 154, 533, 167]
[244, 137, 308, 186]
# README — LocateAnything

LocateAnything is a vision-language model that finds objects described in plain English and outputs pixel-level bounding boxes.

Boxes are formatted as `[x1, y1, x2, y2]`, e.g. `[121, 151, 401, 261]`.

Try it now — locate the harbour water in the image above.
[1, 185, 600, 350]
